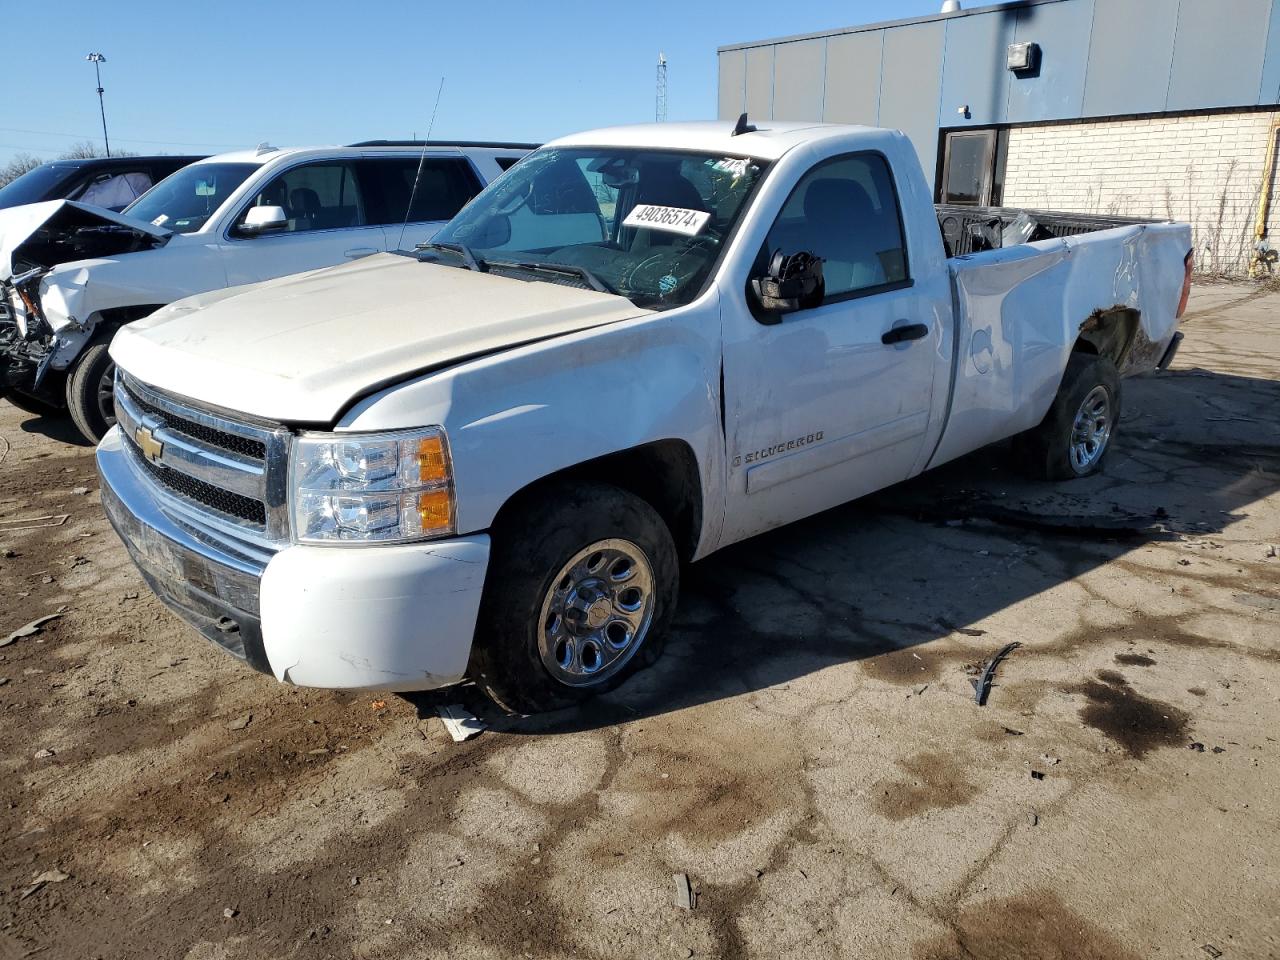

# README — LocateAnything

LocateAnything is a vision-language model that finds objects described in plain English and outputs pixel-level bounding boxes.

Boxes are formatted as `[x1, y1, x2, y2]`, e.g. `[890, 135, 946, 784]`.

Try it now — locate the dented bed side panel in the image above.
[927, 221, 1191, 470]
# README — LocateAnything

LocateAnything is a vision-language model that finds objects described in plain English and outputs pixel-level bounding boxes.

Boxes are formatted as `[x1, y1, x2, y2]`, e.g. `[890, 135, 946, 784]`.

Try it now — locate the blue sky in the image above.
[2, 0, 1010, 165]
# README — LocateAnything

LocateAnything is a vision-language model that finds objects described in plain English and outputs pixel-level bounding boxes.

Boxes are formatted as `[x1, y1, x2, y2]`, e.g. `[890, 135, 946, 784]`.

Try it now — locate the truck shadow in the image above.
[499, 365, 1280, 734]
[8, 406, 96, 446]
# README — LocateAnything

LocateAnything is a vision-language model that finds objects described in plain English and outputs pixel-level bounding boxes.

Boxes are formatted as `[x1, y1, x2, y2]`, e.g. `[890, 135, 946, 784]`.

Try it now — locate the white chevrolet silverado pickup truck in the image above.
[0, 140, 532, 442]
[95, 119, 1193, 713]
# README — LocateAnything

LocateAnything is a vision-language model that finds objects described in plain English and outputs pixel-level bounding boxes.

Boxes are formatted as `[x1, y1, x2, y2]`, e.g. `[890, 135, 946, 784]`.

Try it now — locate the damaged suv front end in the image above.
[0, 199, 171, 408]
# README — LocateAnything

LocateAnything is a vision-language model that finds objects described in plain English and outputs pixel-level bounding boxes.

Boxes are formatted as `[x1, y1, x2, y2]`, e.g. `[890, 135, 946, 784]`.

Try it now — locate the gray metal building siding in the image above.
[718, 0, 1280, 183]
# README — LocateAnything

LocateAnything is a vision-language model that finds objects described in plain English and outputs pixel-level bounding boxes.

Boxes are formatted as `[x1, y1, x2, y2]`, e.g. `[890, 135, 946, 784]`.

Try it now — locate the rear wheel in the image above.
[1013, 352, 1120, 480]
[469, 482, 679, 714]
[66, 340, 117, 444]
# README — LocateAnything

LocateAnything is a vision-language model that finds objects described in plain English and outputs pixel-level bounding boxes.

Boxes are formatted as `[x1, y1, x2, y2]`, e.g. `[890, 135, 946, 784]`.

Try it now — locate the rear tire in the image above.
[66, 340, 117, 444]
[1013, 352, 1120, 480]
[469, 482, 679, 714]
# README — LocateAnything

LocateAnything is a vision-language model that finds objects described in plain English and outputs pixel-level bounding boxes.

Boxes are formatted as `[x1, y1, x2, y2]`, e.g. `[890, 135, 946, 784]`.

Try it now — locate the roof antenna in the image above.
[731, 112, 756, 137]
[397, 76, 446, 251]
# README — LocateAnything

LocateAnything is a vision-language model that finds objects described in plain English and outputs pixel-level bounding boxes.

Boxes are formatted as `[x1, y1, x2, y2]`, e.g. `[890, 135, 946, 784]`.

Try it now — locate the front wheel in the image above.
[469, 482, 680, 714]
[66, 340, 117, 444]
[1013, 352, 1121, 480]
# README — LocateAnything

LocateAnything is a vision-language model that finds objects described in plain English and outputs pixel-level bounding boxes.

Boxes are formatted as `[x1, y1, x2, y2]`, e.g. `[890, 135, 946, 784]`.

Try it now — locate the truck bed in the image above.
[936, 203, 1160, 259]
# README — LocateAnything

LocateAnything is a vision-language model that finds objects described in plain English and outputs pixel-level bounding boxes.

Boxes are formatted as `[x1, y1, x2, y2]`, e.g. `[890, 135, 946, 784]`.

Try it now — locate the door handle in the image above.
[344, 247, 377, 259]
[881, 322, 929, 345]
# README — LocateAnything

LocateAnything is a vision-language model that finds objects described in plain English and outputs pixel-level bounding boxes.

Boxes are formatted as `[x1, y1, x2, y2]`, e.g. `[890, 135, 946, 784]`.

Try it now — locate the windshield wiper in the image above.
[417, 240, 485, 272]
[487, 259, 617, 295]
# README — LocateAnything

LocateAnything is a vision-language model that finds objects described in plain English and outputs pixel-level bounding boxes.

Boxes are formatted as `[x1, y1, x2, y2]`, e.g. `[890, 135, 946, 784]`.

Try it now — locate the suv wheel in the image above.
[66, 339, 117, 444]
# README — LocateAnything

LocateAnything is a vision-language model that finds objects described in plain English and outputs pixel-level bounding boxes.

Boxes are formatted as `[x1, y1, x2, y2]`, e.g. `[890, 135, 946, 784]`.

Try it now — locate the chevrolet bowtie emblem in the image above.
[134, 425, 164, 463]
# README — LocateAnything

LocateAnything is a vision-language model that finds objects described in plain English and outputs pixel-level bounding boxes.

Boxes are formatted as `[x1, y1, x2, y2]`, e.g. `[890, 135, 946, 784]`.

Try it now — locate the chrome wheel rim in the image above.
[537, 538, 655, 688]
[97, 361, 117, 427]
[1069, 384, 1112, 473]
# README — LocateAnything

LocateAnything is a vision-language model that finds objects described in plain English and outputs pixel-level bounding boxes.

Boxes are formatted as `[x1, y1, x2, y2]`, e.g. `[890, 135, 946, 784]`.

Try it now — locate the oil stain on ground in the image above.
[1070, 671, 1190, 758]
[873, 751, 979, 820]
[913, 890, 1142, 960]
[1114, 652, 1156, 667]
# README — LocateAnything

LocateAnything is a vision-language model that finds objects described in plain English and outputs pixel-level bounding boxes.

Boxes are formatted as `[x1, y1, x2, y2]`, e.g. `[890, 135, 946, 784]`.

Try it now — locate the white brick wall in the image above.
[1002, 110, 1280, 276]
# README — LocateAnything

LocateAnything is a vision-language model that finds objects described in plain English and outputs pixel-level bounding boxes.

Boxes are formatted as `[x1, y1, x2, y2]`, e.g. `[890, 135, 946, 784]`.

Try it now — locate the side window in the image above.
[764, 153, 909, 300]
[495, 156, 523, 172]
[239, 162, 365, 234]
[74, 171, 153, 210]
[358, 158, 483, 226]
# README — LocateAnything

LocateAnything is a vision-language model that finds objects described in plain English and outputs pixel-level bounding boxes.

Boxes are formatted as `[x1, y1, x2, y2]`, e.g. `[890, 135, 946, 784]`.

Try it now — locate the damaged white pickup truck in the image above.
[0, 141, 532, 442]
[96, 119, 1192, 713]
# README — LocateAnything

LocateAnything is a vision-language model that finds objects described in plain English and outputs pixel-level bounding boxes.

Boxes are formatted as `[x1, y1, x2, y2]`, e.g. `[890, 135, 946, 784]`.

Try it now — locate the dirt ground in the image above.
[1, 283, 1278, 960]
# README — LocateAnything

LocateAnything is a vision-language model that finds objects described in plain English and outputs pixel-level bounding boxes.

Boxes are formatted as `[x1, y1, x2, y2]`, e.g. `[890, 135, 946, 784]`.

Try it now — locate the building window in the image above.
[938, 129, 1008, 206]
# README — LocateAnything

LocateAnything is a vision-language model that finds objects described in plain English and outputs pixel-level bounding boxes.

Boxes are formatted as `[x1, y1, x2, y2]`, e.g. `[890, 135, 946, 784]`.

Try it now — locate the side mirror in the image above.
[750, 250, 825, 317]
[238, 205, 288, 235]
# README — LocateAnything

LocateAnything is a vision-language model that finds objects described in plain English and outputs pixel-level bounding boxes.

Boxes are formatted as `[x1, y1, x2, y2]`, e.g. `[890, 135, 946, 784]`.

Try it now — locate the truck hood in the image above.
[0, 199, 171, 281]
[111, 253, 651, 423]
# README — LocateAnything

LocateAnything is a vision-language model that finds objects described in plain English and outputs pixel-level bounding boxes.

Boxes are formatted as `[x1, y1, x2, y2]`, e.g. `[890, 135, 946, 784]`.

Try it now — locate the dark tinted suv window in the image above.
[357, 157, 483, 225]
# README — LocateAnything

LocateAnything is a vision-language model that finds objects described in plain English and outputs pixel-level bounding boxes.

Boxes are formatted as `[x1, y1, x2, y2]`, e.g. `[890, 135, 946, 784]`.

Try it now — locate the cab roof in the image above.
[547, 120, 892, 161]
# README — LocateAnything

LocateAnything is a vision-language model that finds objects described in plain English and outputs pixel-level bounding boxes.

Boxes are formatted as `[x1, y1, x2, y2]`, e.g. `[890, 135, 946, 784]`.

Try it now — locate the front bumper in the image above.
[97, 426, 492, 692]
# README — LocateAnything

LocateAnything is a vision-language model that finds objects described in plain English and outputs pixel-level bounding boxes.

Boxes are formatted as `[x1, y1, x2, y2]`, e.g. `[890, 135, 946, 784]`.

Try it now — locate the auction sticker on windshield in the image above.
[622, 204, 711, 237]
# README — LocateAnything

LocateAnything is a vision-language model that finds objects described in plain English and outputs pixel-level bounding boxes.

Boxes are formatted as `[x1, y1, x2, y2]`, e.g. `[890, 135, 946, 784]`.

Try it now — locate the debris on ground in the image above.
[1266, 544, 1277, 559]
[0, 514, 70, 532]
[370, 699, 387, 711]
[34, 748, 55, 759]
[226, 713, 253, 731]
[1202, 945, 1223, 958]
[1003, 727, 1025, 737]
[1030, 770, 1046, 781]
[437, 704, 485, 742]
[971, 641, 1020, 706]
[71, 487, 90, 496]
[19, 868, 70, 901]
[223, 907, 238, 919]
[1189, 742, 1206, 752]
[1028, 812, 1039, 826]
[912, 683, 929, 696]
[3, 613, 63, 647]
[673, 873, 695, 910]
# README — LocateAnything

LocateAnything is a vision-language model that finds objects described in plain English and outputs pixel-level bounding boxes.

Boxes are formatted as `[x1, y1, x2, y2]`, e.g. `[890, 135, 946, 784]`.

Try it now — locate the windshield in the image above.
[0, 163, 79, 209]
[123, 162, 257, 233]
[430, 147, 767, 309]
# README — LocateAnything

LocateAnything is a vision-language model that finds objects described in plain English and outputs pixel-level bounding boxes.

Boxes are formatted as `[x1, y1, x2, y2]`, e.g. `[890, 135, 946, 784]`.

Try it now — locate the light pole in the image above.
[85, 52, 110, 157]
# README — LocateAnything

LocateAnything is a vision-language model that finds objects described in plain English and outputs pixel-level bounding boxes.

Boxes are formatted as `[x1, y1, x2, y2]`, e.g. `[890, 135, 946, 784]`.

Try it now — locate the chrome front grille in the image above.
[114, 372, 290, 547]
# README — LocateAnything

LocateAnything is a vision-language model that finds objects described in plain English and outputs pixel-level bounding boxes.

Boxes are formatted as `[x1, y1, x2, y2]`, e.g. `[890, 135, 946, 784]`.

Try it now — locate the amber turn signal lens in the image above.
[415, 435, 449, 485]
[416, 488, 452, 531]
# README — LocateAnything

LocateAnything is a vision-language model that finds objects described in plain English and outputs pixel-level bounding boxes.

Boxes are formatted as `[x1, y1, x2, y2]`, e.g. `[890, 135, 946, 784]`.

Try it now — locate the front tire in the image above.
[1013, 352, 1120, 480]
[470, 482, 680, 714]
[66, 339, 117, 444]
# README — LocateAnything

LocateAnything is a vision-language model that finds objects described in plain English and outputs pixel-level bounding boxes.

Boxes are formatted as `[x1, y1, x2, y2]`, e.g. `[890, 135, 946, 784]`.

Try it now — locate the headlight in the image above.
[7, 288, 29, 336]
[290, 427, 455, 544]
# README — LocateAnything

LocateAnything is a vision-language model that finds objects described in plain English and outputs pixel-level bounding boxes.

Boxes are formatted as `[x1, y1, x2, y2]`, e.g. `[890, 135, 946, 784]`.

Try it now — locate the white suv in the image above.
[0, 140, 532, 441]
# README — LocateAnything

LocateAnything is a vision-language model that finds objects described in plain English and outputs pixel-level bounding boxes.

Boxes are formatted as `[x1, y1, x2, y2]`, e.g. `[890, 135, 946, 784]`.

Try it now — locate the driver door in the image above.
[219, 161, 386, 285]
[720, 152, 946, 545]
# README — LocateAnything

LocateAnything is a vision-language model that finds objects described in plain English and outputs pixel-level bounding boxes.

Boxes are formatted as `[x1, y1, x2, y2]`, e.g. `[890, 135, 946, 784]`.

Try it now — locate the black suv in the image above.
[0, 155, 206, 212]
